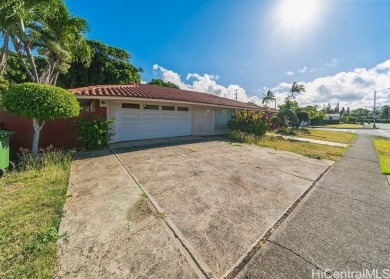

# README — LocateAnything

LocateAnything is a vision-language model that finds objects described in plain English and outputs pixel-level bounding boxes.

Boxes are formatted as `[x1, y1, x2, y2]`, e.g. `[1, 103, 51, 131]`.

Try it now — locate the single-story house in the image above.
[324, 113, 340, 121]
[70, 84, 274, 143]
[0, 84, 275, 153]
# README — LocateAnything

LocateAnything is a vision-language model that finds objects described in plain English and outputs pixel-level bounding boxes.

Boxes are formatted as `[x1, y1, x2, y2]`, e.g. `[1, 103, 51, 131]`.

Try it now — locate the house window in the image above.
[122, 103, 140, 109]
[214, 109, 233, 131]
[162, 106, 175, 111]
[79, 99, 95, 112]
[144, 104, 159, 110]
[329, 117, 333, 120]
[177, 107, 189, 111]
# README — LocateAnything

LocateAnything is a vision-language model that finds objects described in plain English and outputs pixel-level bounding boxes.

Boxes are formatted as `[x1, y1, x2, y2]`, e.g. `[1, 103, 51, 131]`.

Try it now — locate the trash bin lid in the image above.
[0, 130, 14, 138]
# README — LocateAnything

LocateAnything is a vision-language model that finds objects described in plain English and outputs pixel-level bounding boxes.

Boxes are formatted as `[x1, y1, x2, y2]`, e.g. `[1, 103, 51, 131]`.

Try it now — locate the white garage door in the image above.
[114, 102, 192, 142]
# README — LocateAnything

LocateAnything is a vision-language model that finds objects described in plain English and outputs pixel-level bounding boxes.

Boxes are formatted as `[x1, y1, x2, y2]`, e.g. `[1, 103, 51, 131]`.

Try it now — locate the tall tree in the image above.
[261, 89, 275, 108]
[346, 107, 350, 114]
[0, 0, 90, 84]
[334, 103, 340, 113]
[289, 82, 305, 99]
[57, 40, 142, 88]
[148, 79, 179, 89]
[340, 107, 345, 116]
[326, 103, 332, 113]
[381, 105, 390, 120]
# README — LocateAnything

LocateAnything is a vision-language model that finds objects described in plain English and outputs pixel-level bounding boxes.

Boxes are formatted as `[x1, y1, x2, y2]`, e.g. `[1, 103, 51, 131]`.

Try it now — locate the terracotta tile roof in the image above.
[69, 84, 271, 111]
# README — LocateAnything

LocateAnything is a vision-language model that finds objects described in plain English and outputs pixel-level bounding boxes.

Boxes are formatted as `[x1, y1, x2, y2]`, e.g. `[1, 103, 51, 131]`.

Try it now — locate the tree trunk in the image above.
[0, 32, 9, 76]
[32, 119, 44, 155]
[11, 37, 36, 82]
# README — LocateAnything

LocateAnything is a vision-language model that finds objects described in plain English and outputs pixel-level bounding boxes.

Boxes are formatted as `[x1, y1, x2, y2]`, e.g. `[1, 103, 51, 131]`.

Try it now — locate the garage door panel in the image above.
[115, 103, 192, 141]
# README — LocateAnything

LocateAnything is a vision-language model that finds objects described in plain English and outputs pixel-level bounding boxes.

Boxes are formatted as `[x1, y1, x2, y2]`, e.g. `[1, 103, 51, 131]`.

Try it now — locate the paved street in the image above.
[318, 123, 390, 138]
[237, 134, 390, 278]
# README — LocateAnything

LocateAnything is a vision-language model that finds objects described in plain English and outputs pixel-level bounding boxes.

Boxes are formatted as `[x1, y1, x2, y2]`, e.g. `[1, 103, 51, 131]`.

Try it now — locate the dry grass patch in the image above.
[294, 129, 356, 144]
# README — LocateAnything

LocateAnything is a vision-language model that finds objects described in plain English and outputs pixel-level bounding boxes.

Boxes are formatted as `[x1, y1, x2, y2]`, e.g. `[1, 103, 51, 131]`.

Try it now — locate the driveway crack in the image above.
[267, 240, 326, 271]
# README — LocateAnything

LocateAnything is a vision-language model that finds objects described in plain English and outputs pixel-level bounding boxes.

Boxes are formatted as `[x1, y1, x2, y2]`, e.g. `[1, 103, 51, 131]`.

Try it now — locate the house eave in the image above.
[75, 95, 270, 112]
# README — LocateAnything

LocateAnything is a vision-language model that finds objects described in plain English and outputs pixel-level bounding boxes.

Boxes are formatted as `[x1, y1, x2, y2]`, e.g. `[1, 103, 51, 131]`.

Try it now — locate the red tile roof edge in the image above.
[69, 84, 277, 112]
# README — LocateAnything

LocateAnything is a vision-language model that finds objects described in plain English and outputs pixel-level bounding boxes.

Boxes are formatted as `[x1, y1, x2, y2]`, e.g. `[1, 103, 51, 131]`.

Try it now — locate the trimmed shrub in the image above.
[227, 110, 268, 137]
[77, 117, 114, 150]
[3, 83, 80, 121]
[2, 83, 80, 154]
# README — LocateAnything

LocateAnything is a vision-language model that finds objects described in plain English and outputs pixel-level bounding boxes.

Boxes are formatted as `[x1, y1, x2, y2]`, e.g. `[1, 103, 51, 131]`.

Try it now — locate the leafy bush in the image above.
[310, 115, 324, 126]
[270, 115, 281, 130]
[227, 110, 268, 137]
[77, 117, 114, 150]
[3, 83, 80, 121]
[346, 116, 357, 124]
[296, 111, 310, 122]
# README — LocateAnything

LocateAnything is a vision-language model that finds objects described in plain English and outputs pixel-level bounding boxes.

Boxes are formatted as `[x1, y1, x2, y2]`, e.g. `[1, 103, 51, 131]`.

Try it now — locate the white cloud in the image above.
[299, 66, 307, 73]
[285, 71, 294, 76]
[152, 64, 263, 105]
[324, 58, 339, 67]
[309, 68, 318, 73]
[272, 59, 390, 109]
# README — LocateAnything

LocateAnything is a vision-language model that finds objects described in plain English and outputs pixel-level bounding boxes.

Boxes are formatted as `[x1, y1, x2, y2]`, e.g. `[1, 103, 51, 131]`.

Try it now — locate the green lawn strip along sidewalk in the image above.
[374, 138, 390, 175]
[293, 129, 357, 144]
[0, 150, 73, 278]
[229, 132, 348, 161]
[327, 123, 373, 129]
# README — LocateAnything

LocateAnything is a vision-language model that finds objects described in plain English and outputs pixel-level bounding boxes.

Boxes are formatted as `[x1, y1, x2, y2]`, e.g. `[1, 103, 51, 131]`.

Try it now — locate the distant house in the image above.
[324, 113, 340, 121]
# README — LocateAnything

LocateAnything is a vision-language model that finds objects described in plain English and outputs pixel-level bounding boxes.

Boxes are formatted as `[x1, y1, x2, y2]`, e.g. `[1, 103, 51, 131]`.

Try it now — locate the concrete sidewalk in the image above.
[237, 134, 390, 278]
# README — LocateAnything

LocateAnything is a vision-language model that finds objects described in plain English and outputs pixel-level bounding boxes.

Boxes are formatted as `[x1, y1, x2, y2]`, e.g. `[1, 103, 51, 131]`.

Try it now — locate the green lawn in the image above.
[374, 138, 390, 175]
[229, 132, 348, 161]
[293, 129, 357, 144]
[0, 150, 73, 278]
[326, 123, 372, 129]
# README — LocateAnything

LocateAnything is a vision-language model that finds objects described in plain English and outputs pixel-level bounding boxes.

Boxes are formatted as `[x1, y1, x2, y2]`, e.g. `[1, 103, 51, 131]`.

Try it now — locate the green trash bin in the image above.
[0, 130, 15, 177]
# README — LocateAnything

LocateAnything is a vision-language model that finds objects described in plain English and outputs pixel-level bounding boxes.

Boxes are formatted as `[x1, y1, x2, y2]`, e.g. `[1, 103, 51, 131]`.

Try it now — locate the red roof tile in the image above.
[69, 84, 272, 111]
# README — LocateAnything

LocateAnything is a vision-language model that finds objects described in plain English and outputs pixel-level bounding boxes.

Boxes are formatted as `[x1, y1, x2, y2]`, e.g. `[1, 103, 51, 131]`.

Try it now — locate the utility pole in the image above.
[373, 90, 377, 128]
[234, 89, 238, 101]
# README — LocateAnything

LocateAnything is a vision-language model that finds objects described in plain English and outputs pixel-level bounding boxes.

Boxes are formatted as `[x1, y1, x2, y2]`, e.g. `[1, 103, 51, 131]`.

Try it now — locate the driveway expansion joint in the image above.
[109, 146, 212, 279]
[221, 165, 332, 279]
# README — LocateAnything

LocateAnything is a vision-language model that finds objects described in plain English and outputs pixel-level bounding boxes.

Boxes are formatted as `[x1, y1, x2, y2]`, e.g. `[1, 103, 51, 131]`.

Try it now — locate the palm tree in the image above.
[289, 82, 305, 99]
[0, 0, 90, 84]
[262, 89, 275, 108]
[34, 2, 90, 84]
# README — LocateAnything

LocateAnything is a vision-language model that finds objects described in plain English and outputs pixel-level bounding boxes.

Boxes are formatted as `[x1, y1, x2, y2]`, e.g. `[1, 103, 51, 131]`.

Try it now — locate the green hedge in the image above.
[323, 119, 340, 125]
[76, 117, 114, 150]
[227, 110, 268, 137]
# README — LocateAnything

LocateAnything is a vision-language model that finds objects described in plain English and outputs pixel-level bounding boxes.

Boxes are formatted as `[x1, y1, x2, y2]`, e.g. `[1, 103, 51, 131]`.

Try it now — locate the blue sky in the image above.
[66, 0, 390, 108]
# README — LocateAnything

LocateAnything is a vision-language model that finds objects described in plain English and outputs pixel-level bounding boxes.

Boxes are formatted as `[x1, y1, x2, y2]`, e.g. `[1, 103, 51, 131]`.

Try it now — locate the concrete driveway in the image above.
[111, 137, 333, 277]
